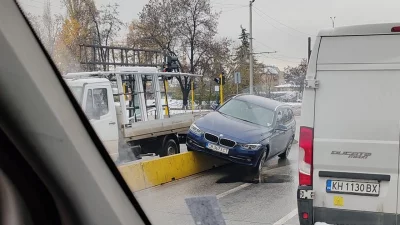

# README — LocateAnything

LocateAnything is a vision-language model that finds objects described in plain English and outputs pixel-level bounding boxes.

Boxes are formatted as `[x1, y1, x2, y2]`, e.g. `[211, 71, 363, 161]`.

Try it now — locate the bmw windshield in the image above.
[218, 99, 275, 127]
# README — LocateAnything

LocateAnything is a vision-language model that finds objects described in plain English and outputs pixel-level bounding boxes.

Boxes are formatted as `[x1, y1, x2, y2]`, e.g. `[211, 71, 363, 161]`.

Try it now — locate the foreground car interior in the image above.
[0, 0, 149, 224]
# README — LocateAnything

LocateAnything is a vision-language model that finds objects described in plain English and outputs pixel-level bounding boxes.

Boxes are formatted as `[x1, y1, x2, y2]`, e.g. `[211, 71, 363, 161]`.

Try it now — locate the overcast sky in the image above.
[19, 0, 400, 69]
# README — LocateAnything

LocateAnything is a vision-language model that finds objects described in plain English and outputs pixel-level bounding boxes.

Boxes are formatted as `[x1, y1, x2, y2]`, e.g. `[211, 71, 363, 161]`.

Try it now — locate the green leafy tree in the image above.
[230, 26, 265, 95]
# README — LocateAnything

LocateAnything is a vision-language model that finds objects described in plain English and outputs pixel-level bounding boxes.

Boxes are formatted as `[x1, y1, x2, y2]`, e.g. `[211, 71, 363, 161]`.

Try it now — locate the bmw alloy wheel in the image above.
[285, 138, 293, 158]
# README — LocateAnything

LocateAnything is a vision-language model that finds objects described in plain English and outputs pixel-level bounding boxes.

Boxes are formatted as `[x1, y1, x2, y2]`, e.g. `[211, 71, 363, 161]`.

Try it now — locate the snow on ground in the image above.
[315, 223, 333, 225]
[285, 102, 302, 106]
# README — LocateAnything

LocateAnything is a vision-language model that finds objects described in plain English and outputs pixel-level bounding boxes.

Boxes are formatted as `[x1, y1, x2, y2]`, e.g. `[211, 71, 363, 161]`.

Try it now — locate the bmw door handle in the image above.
[109, 122, 116, 125]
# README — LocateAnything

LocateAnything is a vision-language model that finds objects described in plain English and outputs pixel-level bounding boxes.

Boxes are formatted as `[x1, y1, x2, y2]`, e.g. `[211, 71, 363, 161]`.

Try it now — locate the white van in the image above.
[297, 23, 400, 225]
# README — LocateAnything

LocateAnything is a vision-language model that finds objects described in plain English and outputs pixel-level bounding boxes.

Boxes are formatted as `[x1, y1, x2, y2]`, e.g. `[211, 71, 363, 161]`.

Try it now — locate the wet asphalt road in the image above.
[134, 117, 301, 225]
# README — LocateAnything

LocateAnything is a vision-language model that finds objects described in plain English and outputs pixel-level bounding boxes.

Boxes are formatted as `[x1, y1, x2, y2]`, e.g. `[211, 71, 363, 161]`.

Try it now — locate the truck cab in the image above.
[64, 67, 206, 162]
[65, 78, 119, 161]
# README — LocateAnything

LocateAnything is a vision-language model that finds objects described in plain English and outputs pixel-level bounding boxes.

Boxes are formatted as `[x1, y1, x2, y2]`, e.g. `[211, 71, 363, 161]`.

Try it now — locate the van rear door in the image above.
[313, 34, 400, 221]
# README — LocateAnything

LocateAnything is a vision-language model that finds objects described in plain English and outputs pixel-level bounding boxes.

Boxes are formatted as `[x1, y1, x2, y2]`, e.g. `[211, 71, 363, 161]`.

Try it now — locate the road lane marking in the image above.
[216, 183, 252, 199]
[272, 208, 297, 225]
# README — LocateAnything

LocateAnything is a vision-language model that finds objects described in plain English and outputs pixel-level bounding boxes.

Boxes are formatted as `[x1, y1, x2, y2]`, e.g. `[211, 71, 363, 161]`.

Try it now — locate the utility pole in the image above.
[219, 73, 224, 104]
[330, 16, 336, 28]
[249, 0, 255, 94]
[308, 37, 312, 63]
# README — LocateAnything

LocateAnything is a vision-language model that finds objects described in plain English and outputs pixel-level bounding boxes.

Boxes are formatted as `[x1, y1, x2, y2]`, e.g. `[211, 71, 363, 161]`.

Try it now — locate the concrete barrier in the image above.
[118, 152, 227, 192]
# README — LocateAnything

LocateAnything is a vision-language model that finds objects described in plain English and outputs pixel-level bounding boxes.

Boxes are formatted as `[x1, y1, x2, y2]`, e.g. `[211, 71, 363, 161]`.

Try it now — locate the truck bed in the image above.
[123, 112, 208, 140]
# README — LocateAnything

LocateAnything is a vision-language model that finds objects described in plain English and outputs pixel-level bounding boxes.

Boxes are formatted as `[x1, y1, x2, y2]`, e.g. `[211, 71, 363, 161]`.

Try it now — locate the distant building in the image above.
[278, 70, 285, 85]
[272, 83, 301, 102]
[274, 83, 300, 92]
[261, 65, 280, 91]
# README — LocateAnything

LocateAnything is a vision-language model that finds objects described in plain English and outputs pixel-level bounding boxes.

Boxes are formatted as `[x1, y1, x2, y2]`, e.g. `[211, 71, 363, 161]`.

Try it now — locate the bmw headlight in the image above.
[189, 123, 203, 136]
[240, 144, 262, 150]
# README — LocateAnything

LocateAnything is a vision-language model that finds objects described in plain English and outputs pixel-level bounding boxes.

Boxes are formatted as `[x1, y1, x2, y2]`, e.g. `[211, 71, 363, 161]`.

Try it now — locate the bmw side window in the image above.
[276, 110, 284, 125]
[279, 108, 287, 125]
[284, 108, 291, 125]
[288, 109, 294, 122]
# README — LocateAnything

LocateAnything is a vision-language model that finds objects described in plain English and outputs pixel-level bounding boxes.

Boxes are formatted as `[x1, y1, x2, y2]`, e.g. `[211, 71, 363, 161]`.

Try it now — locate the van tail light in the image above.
[299, 126, 314, 186]
[391, 26, 400, 32]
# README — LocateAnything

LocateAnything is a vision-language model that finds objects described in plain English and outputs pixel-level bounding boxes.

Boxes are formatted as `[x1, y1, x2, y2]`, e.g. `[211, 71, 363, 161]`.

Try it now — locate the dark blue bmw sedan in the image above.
[186, 94, 296, 174]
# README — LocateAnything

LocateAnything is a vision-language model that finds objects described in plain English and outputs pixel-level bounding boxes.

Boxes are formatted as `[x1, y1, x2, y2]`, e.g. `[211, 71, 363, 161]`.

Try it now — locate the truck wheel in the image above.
[160, 139, 178, 157]
[279, 137, 294, 159]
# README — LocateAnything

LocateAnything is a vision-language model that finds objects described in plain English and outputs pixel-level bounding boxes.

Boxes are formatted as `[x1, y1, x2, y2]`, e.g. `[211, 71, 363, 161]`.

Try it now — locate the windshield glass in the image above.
[69, 86, 83, 104]
[18, 0, 397, 224]
[218, 99, 274, 127]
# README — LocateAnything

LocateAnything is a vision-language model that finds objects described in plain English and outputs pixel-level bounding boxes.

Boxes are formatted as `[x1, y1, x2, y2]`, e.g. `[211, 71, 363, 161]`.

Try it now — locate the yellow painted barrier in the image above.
[119, 152, 227, 192]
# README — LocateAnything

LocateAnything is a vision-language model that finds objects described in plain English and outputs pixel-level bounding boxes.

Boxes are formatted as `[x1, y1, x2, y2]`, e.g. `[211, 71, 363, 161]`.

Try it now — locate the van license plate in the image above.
[206, 143, 229, 154]
[326, 180, 379, 196]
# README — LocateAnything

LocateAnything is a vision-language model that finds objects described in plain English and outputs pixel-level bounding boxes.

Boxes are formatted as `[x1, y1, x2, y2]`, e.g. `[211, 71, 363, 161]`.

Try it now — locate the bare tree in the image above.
[136, 0, 181, 53]
[42, 0, 62, 57]
[63, 0, 93, 21]
[25, 12, 42, 36]
[57, 0, 97, 72]
[87, 3, 124, 70]
[284, 59, 308, 93]
[195, 38, 232, 105]
[133, 0, 220, 108]
[175, 0, 219, 107]
[25, 2, 62, 60]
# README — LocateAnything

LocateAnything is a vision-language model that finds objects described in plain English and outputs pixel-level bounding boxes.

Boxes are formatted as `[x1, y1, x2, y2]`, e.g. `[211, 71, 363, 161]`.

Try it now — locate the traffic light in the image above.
[214, 75, 226, 85]
[221, 75, 226, 85]
[166, 55, 179, 70]
[163, 55, 179, 75]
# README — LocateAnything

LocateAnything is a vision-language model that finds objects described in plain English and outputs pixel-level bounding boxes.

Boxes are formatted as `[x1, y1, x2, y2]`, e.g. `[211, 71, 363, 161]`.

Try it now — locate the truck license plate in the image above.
[326, 180, 379, 196]
[206, 143, 229, 154]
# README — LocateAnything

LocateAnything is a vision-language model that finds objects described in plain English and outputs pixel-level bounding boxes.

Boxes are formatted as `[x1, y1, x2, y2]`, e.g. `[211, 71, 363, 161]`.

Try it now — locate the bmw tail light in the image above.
[299, 126, 313, 186]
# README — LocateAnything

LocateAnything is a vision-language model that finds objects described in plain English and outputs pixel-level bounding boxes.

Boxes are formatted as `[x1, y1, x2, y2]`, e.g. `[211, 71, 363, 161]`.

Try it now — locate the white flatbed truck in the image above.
[64, 67, 206, 163]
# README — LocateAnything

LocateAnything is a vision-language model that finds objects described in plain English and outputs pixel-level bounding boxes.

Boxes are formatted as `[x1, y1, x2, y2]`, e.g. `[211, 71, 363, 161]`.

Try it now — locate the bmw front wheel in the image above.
[250, 149, 267, 181]
[279, 137, 294, 159]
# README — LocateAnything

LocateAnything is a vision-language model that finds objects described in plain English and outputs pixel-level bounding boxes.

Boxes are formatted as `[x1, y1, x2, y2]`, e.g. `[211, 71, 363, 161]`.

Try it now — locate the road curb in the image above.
[119, 152, 227, 192]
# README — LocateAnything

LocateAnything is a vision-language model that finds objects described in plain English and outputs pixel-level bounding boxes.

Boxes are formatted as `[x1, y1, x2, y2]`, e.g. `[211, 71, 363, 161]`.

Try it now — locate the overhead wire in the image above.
[253, 8, 304, 39]
[212, 1, 247, 14]
[253, 39, 276, 51]
[253, 6, 312, 37]
[253, 38, 305, 61]
[274, 54, 304, 59]
[268, 55, 302, 63]
[251, 7, 309, 64]
[220, 5, 247, 14]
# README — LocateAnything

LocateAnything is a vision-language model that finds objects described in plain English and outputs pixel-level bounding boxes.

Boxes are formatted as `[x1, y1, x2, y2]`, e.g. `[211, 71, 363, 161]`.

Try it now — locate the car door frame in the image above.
[282, 107, 296, 149]
[0, 1, 150, 224]
[270, 106, 288, 155]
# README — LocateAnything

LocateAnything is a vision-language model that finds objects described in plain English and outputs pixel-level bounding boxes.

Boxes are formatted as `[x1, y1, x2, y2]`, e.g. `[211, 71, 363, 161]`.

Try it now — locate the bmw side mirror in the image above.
[276, 124, 288, 131]
[210, 103, 219, 111]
